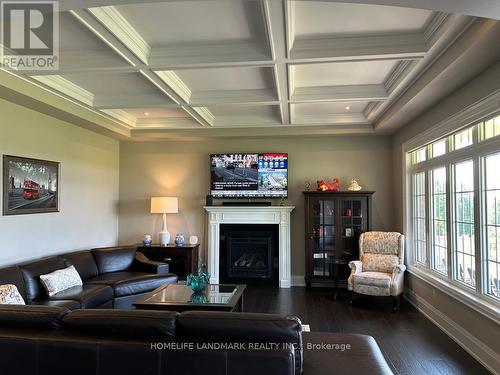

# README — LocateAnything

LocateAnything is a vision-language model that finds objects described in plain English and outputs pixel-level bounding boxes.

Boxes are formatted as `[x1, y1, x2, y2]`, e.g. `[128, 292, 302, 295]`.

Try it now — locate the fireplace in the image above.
[220, 224, 278, 286]
[204, 205, 294, 288]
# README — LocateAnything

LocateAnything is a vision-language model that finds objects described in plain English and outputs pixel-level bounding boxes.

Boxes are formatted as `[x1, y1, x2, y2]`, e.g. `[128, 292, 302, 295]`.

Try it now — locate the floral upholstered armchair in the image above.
[348, 231, 406, 311]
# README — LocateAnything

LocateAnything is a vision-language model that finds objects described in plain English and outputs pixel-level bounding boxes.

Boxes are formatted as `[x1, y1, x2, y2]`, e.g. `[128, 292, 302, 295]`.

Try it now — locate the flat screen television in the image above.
[210, 153, 288, 198]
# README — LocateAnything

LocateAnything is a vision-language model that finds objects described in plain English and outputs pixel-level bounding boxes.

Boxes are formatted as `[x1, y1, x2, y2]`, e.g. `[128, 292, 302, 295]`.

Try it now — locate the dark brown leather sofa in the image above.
[0, 246, 178, 309]
[0, 307, 394, 375]
[0, 247, 394, 375]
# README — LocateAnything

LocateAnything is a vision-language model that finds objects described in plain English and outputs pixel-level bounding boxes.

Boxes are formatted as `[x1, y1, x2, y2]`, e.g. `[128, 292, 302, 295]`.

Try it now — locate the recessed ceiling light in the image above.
[144, 112, 149, 116]
[345, 106, 350, 111]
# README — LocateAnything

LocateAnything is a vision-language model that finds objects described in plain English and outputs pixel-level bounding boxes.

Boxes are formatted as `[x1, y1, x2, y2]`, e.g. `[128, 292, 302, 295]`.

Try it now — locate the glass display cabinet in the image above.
[304, 191, 374, 289]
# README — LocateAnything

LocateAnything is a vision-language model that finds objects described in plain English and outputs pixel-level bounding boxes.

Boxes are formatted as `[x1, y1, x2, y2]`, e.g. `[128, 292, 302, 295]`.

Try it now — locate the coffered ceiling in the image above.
[1, 0, 500, 139]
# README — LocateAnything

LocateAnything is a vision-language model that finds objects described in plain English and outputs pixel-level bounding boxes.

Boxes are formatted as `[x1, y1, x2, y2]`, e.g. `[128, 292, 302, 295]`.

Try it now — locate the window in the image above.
[482, 115, 500, 141]
[412, 172, 427, 264]
[453, 160, 475, 287]
[431, 167, 447, 274]
[484, 152, 500, 300]
[431, 139, 446, 158]
[406, 110, 500, 310]
[453, 127, 473, 150]
[412, 147, 426, 164]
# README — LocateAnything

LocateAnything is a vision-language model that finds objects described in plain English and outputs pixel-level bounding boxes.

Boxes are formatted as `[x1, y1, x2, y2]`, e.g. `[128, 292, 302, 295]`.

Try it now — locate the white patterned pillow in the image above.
[0, 284, 26, 305]
[40, 265, 83, 296]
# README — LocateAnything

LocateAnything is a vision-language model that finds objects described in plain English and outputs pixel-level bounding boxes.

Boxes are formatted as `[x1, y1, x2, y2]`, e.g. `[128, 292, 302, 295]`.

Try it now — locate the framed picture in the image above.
[2, 155, 60, 216]
[345, 228, 352, 237]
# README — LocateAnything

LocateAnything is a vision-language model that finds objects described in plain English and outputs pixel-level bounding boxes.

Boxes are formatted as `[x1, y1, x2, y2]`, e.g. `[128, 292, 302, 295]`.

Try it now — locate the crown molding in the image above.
[155, 71, 192, 103]
[293, 112, 368, 125]
[424, 12, 451, 46]
[291, 84, 388, 103]
[384, 59, 420, 94]
[32, 75, 94, 106]
[101, 109, 136, 126]
[290, 32, 428, 62]
[135, 117, 200, 129]
[88, 6, 150, 64]
[191, 106, 215, 126]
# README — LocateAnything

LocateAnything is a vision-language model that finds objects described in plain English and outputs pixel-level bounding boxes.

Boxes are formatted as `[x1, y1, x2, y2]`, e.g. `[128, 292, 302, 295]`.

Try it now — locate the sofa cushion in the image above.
[19, 256, 66, 302]
[0, 305, 69, 330]
[28, 299, 81, 310]
[177, 311, 303, 375]
[62, 251, 98, 281]
[0, 284, 25, 305]
[86, 271, 178, 297]
[91, 246, 136, 274]
[48, 284, 114, 309]
[63, 309, 178, 339]
[0, 266, 27, 301]
[40, 265, 83, 296]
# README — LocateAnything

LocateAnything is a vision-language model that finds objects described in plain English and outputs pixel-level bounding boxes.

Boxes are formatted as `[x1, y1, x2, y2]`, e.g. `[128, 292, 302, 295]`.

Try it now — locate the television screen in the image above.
[210, 153, 288, 198]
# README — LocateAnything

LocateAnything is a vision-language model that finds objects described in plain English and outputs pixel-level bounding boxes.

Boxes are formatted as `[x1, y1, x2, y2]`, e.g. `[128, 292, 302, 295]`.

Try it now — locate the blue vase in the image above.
[175, 234, 185, 246]
[187, 272, 210, 292]
[189, 292, 209, 304]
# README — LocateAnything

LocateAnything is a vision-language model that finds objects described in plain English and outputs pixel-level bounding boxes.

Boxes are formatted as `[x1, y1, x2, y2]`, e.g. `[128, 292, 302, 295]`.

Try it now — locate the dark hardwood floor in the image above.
[243, 286, 491, 375]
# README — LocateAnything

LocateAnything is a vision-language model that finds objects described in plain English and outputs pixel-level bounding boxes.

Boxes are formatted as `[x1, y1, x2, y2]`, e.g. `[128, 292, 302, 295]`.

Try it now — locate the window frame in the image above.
[402, 93, 500, 324]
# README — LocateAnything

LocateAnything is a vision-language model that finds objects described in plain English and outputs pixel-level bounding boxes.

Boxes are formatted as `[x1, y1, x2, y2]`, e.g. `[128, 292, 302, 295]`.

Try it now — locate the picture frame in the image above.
[2, 155, 60, 216]
[345, 228, 352, 237]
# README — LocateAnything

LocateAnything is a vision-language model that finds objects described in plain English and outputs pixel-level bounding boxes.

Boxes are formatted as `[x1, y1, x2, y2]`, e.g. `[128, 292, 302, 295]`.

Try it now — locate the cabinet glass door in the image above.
[311, 198, 336, 276]
[340, 198, 367, 259]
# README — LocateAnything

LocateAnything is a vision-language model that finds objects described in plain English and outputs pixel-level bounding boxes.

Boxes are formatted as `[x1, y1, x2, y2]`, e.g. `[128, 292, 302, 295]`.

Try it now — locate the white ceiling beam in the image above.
[290, 33, 428, 62]
[88, 6, 151, 64]
[57, 0, 500, 20]
[190, 89, 279, 106]
[263, 0, 290, 125]
[155, 71, 192, 103]
[291, 84, 388, 103]
[70, 9, 213, 127]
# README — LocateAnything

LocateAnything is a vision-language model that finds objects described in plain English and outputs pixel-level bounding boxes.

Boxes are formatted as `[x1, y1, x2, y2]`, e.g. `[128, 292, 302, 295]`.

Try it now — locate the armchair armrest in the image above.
[392, 264, 406, 275]
[348, 260, 363, 275]
[132, 252, 170, 274]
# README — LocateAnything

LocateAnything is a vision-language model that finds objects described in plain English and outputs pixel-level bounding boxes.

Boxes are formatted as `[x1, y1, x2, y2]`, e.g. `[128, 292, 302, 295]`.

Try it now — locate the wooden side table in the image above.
[137, 244, 200, 278]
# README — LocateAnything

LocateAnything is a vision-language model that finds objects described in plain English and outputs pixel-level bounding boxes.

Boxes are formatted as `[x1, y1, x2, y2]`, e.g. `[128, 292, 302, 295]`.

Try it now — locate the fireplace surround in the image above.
[204, 206, 294, 288]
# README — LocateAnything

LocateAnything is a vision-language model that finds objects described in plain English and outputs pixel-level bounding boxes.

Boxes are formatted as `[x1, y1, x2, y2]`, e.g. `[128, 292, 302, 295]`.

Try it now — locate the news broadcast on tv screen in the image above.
[210, 153, 288, 198]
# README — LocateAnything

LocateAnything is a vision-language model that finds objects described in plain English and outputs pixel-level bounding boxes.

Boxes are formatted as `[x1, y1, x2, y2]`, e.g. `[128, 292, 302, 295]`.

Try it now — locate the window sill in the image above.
[407, 265, 500, 324]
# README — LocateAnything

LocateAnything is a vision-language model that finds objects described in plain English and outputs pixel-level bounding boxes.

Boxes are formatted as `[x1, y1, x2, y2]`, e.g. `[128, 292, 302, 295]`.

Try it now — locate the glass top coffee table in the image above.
[133, 283, 246, 312]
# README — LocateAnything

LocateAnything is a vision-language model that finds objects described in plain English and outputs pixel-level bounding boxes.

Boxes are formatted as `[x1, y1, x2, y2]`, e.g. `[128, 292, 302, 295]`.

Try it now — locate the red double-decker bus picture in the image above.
[23, 179, 40, 200]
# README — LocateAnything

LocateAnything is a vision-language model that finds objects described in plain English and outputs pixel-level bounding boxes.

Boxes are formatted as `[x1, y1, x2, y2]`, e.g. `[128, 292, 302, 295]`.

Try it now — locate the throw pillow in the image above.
[40, 265, 83, 296]
[0, 284, 26, 305]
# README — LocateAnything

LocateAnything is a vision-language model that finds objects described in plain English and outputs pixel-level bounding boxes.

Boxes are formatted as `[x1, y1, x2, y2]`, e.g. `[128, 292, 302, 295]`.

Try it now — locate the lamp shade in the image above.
[150, 197, 178, 214]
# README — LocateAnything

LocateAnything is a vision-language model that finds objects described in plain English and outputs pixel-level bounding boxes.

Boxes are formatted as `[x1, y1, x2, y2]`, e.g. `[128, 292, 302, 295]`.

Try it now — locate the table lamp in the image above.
[150, 197, 178, 246]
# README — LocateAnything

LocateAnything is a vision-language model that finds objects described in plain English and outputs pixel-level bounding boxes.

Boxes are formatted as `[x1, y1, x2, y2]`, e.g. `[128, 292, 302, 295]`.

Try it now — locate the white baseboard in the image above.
[291, 275, 306, 287]
[404, 290, 500, 375]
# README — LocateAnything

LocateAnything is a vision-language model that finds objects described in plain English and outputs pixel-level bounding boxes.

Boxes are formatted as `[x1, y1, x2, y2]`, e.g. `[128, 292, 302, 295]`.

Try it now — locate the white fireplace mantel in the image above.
[204, 206, 295, 288]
